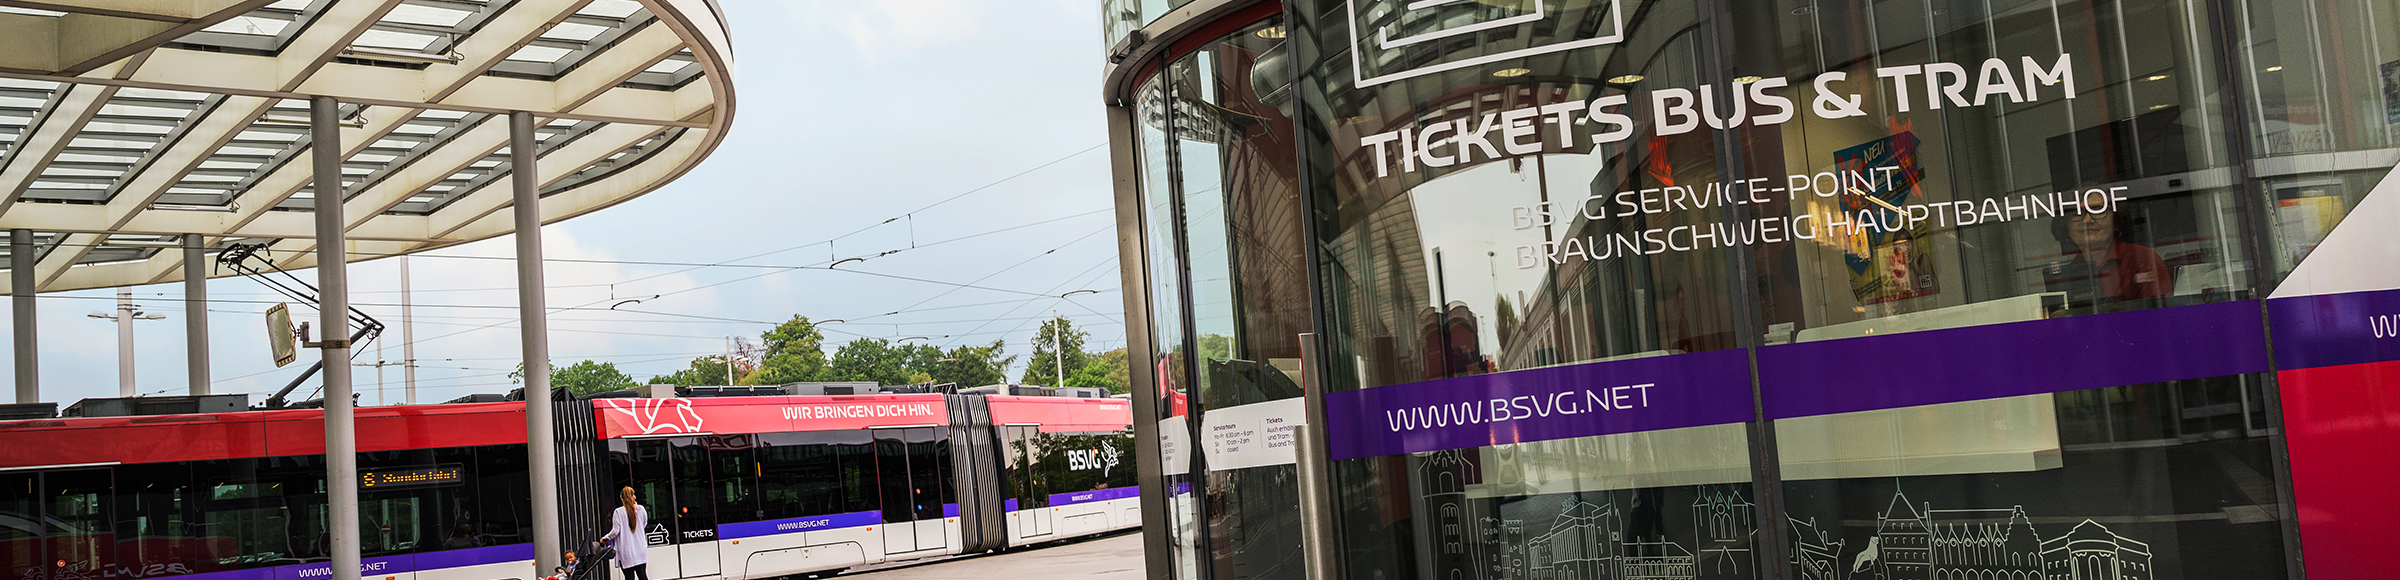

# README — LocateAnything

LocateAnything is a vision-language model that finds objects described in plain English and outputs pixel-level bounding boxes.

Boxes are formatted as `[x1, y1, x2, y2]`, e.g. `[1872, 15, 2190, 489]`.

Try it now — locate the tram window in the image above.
[904, 428, 943, 521]
[192, 458, 297, 568]
[3, 473, 39, 580]
[932, 428, 955, 510]
[713, 446, 760, 523]
[670, 441, 715, 543]
[472, 445, 531, 546]
[757, 437, 834, 520]
[46, 470, 116, 577]
[112, 462, 197, 573]
[838, 438, 876, 515]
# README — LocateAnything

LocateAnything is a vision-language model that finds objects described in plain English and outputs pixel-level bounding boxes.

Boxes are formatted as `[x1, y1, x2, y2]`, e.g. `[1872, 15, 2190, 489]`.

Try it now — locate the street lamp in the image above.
[87, 288, 167, 397]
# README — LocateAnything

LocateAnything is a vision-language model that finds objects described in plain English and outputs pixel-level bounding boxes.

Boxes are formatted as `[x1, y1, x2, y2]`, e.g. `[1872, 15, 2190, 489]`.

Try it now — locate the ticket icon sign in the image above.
[1347, 0, 1625, 88]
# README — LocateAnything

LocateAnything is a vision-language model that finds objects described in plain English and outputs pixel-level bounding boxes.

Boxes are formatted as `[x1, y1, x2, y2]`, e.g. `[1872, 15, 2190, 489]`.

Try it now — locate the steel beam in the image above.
[513, 110, 563, 574]
[10, 228, 34, 403]
[183, 233, 209, 395]
[311, 95, 362, 580]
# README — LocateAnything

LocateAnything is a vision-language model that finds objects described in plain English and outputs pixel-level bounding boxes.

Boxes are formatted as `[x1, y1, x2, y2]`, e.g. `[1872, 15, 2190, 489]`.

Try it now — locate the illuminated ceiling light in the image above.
[2148, 103, 2172, 110]
[2143, 74, 2169, 81]
[1255, 26, 1287, 39]
[2263, 65, 2283, 72]
[1607, 74, 1645, 84]
[1492, 68, 1532, 78]
[1732, 76, 1765, 84]
[342, 45, 463, 65]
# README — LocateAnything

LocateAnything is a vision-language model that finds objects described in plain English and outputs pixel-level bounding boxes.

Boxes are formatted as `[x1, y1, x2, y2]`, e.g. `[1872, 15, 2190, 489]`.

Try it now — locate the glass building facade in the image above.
[1102, 0, 2400, 579]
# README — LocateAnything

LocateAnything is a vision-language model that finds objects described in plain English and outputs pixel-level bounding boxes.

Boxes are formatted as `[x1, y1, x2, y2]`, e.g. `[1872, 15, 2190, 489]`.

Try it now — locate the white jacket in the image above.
[602, 506, 650, 568]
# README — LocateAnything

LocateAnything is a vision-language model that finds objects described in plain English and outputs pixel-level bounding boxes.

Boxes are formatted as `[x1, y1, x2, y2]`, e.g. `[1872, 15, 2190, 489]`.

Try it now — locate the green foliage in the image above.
[509, 359, 640, 396]
[1065, 361, 1119, 393]
[927, 340, 1015, 388]
[642, 315, 1022, 389]
[823, 338, 913, 386]
[651, 355, 740, 386]
[1022, 316, 1094, 387]
[748, 316, 829, 385]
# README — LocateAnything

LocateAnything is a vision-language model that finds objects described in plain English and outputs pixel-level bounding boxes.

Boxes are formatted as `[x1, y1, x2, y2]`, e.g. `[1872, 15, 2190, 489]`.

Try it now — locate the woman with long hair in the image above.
[598, 487, 651, 580]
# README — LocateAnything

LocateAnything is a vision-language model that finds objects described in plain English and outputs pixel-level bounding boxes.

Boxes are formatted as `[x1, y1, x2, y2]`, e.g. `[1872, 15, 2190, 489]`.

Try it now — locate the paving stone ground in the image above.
[835, 532, 1145, 580]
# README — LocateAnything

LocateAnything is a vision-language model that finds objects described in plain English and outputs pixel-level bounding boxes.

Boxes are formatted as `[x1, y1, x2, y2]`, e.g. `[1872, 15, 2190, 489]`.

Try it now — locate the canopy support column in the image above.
[184, 233, 208, 395]
[312, 95, 362, 580]
[513, 110, 563, 574]
[11, 229, 33, 404]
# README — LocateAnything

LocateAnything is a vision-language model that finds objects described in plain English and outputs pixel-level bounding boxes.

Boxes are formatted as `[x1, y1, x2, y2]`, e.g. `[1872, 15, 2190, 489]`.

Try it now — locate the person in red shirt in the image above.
[2050, 208, 2173, 303]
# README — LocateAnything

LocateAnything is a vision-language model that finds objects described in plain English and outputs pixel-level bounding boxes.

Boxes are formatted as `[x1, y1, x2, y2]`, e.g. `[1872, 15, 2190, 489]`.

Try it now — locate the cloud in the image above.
[793, 0, 981, 63]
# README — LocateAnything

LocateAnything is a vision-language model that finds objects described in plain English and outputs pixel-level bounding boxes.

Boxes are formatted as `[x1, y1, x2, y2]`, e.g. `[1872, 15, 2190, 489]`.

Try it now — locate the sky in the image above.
[6, 0, 1129, 407]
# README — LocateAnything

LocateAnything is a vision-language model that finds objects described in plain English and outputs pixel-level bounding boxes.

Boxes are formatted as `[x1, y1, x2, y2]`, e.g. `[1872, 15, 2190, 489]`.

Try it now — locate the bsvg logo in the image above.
[1067, 444, 1122, 477]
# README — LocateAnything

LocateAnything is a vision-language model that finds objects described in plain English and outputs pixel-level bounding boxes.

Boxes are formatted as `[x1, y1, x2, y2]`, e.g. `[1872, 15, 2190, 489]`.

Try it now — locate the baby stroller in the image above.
[543, 542, 616, 580]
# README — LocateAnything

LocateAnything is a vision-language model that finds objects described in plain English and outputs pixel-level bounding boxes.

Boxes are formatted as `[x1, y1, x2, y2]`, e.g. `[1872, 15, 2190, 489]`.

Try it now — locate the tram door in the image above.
[1002, 426, 1051, 537]
[0, 470, 112, 580]
[624, 440, 681, 579]
[669, 439, 720, 577]
[871, 427, 946, 554]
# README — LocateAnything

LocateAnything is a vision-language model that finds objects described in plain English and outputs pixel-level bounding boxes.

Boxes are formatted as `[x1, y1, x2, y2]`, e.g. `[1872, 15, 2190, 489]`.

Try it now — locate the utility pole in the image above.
[87, 288, 167, 397]
[1053, 311, 1065, 388]
[353, 345, 405, 406]
[400, 255, 417, 404]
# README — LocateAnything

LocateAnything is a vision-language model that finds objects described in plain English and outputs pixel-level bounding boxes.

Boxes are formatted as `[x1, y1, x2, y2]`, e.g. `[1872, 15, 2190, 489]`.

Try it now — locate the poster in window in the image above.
[1834, 131, 1937, 305]
[2383, 60, 2400, 125]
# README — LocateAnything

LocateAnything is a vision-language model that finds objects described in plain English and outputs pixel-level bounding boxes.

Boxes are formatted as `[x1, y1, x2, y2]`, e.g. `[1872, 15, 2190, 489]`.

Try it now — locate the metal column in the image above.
[400, 256, 415, 405]
[310, 95, 362, 580]
[112, 289, 134, 396]
[511, 110, 563, 574]
[12, 229, 35, 403]
[184, 233, 209, 395]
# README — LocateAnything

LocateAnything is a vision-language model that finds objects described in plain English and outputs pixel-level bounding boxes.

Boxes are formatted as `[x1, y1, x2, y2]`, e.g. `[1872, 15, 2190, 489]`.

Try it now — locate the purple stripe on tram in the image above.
[158, 544, 534, 580]
[1048, 486, 1138, 506]
[1319, 348, 1756, 461]
[1760, 299, 2269, 420]
[2268, 288, 2400, 371]
[717, 511, 883, 539]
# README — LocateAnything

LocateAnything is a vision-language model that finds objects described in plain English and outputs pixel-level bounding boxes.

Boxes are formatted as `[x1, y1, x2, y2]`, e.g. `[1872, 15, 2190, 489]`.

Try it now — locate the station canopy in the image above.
[0, 0, 736, 292]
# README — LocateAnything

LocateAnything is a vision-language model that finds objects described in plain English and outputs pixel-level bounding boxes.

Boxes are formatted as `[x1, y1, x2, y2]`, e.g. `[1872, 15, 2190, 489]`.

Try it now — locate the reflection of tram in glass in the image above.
[593, 393, 1138, 580]
[0, 390, 1135, 580]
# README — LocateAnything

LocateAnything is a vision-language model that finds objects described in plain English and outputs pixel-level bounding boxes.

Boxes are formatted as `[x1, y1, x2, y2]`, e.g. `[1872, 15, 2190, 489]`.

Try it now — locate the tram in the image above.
[0, 390, 1136, 580]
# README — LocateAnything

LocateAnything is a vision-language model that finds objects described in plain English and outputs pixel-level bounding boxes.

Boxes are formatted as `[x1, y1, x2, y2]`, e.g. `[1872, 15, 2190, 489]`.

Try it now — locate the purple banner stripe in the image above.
[717, 510, 883, 539]
[160, 544, 533, 580]
[1761, 299, 2269, 419]
[1320, 348, 1756, 461]
[1048, 486, 1139, 506]
[2268, 288, 2400, 370]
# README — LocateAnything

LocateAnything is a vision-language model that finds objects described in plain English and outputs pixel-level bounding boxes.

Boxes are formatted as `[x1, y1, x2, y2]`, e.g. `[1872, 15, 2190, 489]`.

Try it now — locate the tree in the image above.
[651, 355, 741, 386]
[1075, 348, 1131, 394]
[1022, 316, 1093, 387]
[927, 340, 1014, 388]
[510, 359, 639, 396]
[823, 338, 912, 386]
[748, 315, 829, 385]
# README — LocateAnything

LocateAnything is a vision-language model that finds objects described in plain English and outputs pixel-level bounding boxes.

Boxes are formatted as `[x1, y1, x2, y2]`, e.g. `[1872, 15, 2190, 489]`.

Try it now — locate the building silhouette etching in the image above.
[1839, 488, 2146, 580]
[1417, 449, 1487, 580]
[2041, 521, 2153, 580]
[1690, 490, 1754, 580]
[1527, 498, 1625, 580]
[1789, 517, 1847, 580]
